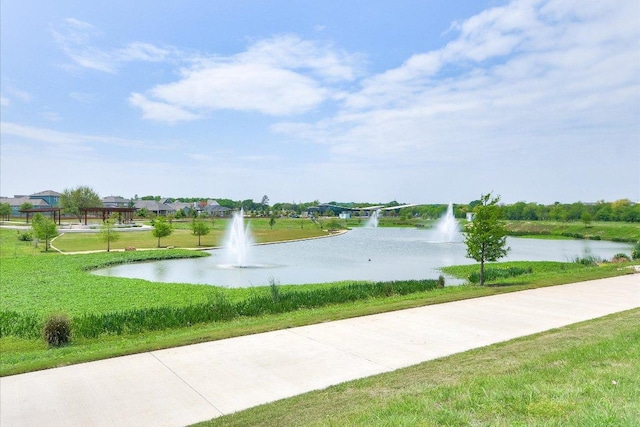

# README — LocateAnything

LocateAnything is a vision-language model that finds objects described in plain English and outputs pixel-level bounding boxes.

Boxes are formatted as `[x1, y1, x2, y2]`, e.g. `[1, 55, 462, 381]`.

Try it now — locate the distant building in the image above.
[29, 190, 61, 207]
[168, 202, 192, 215]
[0, 190, 61, 216]
[199, 199, 231, 217]
[134, 200, 175, 216]
[103, 196, 131, 207]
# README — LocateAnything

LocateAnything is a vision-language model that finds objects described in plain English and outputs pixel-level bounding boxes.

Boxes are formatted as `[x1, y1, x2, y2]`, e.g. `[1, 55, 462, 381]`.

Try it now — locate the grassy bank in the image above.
[195, 309, 640, 427]
[504, 220, 640, 242]
[51, 217, 328, 252]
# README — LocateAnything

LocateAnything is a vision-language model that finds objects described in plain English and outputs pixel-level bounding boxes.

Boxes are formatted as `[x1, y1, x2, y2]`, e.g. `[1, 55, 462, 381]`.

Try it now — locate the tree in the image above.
[269, 214, 276, 229]
[152, 216, 172, 247]
[581, 212, 592, 228]
[32, 213, 58, 251]
[463, 193, 509, 286]
[100, 213, 120, 252]
[261, 195, 270, 215]
[0, 202, 11, 222]
[60, 186, 103, 222]
[19, 202, 33, 213]
[190, 217, 211, 246]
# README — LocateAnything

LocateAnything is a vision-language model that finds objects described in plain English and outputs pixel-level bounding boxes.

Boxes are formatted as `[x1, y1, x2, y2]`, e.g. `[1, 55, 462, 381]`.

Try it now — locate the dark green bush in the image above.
[632, 242, 640, 260]
[16, 231, 33, 241]
[468, 266, 533, 284]
[612, 253, 631, 261]
[572, 255, 603, 266]
[43, 313, 71, 347]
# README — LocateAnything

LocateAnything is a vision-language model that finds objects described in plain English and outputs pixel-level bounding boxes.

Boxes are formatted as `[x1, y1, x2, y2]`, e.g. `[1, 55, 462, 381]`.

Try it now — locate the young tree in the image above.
[269, 214, 276, 229]
[152, 216, 172, 247]
[19, 202, 33, 213]
[0, 202, 11, 222]
[100, 213, 120, 252]
[190, 217, 211, 246]
[60, 186, 103, 222]
[463, 193, 509, 286]
[32, 213, 58, 251]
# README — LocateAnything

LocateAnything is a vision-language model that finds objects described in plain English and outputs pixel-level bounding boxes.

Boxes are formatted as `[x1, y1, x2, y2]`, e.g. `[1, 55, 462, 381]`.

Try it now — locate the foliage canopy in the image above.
[463, 193, 509, 285]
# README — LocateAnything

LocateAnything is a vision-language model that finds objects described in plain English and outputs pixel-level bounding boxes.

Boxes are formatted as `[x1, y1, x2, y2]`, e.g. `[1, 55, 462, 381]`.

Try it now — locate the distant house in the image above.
[201, 199, 231, 217]
[0, 196, 50, 216]
[103, 196, 131, 207]
[29, 190, 61, 207]
[1, 190, 60, 216]
[134, 200, 176, 216]
[168, 202, 192, 215]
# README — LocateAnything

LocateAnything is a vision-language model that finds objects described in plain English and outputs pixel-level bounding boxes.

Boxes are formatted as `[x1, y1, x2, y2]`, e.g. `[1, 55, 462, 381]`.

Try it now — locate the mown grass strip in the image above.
[193, 309, 640, 427]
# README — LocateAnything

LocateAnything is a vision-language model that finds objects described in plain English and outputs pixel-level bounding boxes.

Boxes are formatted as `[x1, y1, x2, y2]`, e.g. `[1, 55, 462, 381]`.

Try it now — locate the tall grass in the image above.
[2, 279, 440, 339]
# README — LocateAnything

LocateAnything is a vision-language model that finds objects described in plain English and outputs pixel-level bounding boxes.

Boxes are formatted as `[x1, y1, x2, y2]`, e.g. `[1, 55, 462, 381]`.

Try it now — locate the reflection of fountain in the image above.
[366, 209, 380, 228]
[222, 209, 254, 267]
[433, 202, 461, 243]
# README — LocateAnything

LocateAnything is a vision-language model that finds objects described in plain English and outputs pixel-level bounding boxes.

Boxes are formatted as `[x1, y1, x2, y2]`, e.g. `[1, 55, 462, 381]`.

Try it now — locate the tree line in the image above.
[397, 199, 640, 223]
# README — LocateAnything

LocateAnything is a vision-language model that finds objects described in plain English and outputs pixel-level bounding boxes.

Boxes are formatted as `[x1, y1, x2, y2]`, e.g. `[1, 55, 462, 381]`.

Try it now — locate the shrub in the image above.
[572, 255, 602, 266]
[437, 275, 446, 288]
[17, 231, 33, 241]
[612, 253, 631, 262]
[468, 266, 533, 284]
[632, 242, 640, 260]
[43, 313, 71, 347]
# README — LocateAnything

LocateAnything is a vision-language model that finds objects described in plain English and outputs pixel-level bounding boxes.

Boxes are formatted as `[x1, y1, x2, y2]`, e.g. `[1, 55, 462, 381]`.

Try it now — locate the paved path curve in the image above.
[2, 274, 639, 427]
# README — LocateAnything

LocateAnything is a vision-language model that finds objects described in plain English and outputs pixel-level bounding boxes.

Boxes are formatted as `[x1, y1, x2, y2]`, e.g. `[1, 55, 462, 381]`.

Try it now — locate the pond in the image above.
[93, 228, 633, 287]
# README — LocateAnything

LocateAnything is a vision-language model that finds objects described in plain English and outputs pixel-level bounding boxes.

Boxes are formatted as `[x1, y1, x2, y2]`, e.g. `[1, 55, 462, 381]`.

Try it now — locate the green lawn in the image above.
[505, 220, 640, 242]
[194, 309, 640, 427]
[52, 217, 328, 252]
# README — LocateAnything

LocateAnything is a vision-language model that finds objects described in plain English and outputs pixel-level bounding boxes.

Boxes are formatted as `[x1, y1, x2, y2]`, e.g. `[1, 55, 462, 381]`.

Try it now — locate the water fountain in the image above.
[222, 209, 254, 267]
[433, 202, 461, 243]
[365, 209, 380, 228]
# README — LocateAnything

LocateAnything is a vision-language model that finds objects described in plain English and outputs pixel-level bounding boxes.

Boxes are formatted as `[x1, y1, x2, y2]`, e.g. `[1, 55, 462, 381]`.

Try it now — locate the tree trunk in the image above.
[480, 259, 485, 286]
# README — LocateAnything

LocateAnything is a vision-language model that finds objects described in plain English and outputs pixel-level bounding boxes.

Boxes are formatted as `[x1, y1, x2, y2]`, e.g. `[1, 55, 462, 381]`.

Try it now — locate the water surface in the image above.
[93, 228, 632, 287]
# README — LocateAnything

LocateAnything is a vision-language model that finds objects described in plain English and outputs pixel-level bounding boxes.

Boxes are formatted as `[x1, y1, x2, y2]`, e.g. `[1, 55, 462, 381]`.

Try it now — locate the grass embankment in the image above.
[505, 220, 640, 242]
[195, 309, 640, 427]
[52, 217, 328, 252]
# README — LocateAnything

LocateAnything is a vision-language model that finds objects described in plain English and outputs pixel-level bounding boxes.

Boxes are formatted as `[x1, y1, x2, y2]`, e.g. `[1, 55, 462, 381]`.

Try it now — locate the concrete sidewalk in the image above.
[2, 275, 639, 427]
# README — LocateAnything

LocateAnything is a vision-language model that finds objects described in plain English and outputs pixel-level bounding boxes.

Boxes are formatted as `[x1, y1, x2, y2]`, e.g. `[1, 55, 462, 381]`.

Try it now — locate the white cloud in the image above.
[129, 93, 200, 123]
[275, 0, 639, 169]
[0, 96, 8, 107]
[0, 121, 166, 151]
[52, 18, 176, 73]
[130, 35, 361, 121]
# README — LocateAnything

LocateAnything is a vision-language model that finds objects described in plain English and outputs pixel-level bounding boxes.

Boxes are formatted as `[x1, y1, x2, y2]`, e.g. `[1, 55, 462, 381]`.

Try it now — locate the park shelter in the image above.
[80, 207, 137, 225]
[19, 207, 62, 224]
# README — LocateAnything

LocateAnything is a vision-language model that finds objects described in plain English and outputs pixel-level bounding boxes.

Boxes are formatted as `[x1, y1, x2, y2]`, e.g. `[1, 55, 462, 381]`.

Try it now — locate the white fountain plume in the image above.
[222, 208, 254, 267]
[433, 202, 461, 243]
[365, 209, 380, 228]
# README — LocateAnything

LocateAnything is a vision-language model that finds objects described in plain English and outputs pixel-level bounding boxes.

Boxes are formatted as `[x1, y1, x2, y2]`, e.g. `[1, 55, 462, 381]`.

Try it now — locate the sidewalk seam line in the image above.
[149, 352, 226, 416]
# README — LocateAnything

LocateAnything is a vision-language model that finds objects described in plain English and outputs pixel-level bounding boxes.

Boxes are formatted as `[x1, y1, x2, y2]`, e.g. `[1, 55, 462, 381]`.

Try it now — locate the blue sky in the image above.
[1, 0, 638, 205]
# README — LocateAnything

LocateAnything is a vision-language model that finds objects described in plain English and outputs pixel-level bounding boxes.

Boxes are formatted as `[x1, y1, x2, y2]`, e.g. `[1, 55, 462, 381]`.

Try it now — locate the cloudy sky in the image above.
[1, 0, 638, 205]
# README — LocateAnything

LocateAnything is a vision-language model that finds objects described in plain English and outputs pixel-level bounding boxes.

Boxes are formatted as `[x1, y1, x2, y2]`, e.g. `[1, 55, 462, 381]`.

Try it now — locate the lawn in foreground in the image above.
[194, 309, 640, 427]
